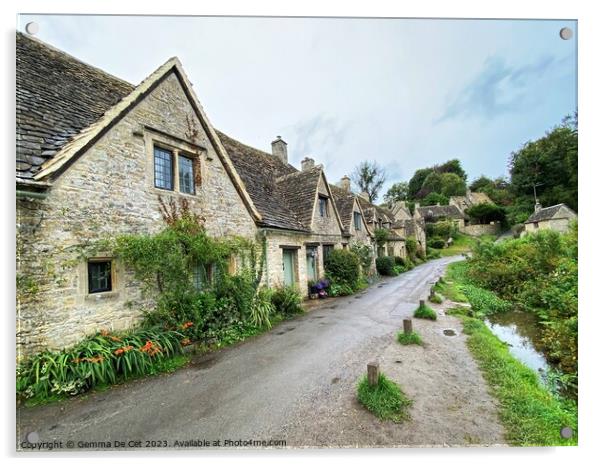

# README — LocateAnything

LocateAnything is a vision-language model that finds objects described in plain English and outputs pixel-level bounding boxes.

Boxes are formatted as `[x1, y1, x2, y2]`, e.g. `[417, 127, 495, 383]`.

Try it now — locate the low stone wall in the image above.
[463, 223, 501, 237]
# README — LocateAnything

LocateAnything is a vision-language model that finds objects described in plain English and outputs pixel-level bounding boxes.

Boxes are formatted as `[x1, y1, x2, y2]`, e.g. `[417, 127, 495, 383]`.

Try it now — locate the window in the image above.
[154, 146, 174, 190]
[354, 212, 362, 231]
[319, 196, 329, 217]
[179, 155, 195, 194]
[192, 263, 219, 291]
[322, 244, 334, 260]
[88, 261, 112, 294]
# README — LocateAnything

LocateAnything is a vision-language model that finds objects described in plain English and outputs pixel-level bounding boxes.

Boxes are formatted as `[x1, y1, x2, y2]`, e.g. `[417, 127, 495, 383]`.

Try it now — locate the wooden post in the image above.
[403, 319, 413, 335]
[419, 299, 425, 307]
[367, 362, 379, 387]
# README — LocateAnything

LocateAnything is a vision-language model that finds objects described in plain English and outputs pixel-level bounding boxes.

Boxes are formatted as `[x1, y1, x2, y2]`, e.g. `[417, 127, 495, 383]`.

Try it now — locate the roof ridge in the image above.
[18, 32, 135, 89]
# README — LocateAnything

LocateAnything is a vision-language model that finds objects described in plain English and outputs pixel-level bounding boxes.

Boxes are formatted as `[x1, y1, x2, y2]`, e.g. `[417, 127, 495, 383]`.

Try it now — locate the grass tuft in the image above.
[397, 331, 422, 346]
[414, 303, 437, 320]
[460, 316, 577, 446]
[429, 292, 443, 304]
[357, 373, 413, 423]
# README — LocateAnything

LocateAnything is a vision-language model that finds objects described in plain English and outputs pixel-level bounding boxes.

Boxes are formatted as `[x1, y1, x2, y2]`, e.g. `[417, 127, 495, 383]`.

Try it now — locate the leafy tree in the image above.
[435, 158, 467, 181]
[408, 168, 434, 199]
[440, 172, 467, 197]
[465, 203, 506, 224]
[422, 192, 449, 206]
[509, 113, 577, 222]
[383, 181, 409, 206]
[420, 171, 443, 196]
[470, 176, 514, 206]
[351, 161, 387, 203]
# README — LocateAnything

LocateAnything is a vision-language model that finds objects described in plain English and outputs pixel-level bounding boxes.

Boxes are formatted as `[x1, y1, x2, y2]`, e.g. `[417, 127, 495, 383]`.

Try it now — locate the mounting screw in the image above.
[25, 22, 39, 35]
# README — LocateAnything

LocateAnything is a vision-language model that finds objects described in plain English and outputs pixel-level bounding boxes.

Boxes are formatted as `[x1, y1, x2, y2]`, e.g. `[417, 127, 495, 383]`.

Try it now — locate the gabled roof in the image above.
[216, 131, 307, 231]
[357, 196, 395, 224]
[525, 204, 577, 224]
[16, 32, 134, 180]
[417, 204, 466, 220]
[16, 33, 262, 222]
[330, 184, 371, 236]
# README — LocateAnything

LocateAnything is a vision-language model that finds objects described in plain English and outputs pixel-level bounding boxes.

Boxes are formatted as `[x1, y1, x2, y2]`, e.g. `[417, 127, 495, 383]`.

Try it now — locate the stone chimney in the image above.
[534, 200, 542, 212]
[271, 136, 288, 164]
[339, 175, 351, 192]
[358, 191, 370, 202]
[301, 157, 315, 172]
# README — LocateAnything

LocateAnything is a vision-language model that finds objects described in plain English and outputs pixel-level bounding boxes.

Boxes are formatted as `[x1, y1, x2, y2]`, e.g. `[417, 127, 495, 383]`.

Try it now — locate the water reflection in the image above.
[485, 311, 550, 382]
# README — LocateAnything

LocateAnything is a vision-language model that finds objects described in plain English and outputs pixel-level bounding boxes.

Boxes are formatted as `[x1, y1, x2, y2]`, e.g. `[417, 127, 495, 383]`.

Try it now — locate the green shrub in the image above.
[328, 282, 355, 296]
[397, 331, 422, 345]
[429, 293, 443, 304]
[271, 285, 303, 316]
[324, 249, 361, 288]
[405, 237, 417, 258]
[427, 238, 446, 249]
[426, 247, 441, 259]
[357, 373, 412, 423]
[426, 220, 457, 239]
[394, 256, 405, 266]
[460, 284, 512, 317]
[249, 287, 275, 328]
[414, 302, 437, 320]
[376, 256, 396, 276]
[17, 327, 183, 401]
[350, 242, 374, 273]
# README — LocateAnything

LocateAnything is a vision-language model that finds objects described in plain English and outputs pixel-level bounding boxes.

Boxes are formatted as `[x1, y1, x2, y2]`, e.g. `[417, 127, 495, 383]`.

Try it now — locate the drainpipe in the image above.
[262, 229, 269, 286]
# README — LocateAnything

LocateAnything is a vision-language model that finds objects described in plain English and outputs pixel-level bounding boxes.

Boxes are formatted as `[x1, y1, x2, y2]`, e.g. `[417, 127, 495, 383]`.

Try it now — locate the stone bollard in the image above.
[367, 362, 379, 387]
[403, 318, 413, 335]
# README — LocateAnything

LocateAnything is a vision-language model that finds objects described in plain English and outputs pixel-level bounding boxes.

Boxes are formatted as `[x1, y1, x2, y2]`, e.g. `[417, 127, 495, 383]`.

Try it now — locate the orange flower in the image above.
[74, 355, 105, 364]
[113, 345, 133, 356]
[100, 329, 110, 337]
[109, 335, 122, 342]
[181, 321, 194, 330]
[139, 340, 162, 357]
[181, 338, 191, 346]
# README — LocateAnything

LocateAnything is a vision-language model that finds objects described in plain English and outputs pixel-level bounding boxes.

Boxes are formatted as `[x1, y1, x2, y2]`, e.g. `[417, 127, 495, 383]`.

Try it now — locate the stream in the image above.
[485, 310, 551, 384]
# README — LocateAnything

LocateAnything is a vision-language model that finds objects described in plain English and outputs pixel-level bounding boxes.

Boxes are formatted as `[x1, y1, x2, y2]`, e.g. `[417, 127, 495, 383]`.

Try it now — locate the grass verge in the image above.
[460, 316, 577, 446]
[414, 302, 437, 320]
[397, 331, 422, 346]
[357, 373, 413, 423]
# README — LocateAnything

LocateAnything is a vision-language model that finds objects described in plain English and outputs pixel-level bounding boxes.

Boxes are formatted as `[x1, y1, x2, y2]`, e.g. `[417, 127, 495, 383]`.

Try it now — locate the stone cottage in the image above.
[414, 203, 467, 231]
[17, 33, 389, 356]
[449, 189, 494, 212]
[16, 33, 261, 357]
[523, 202, 577, 235]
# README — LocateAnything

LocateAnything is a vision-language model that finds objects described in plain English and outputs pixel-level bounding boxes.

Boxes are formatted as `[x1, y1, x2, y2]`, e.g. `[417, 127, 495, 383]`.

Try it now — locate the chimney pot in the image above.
[271, 136, 288, 164]
[534, 200, 542, 212]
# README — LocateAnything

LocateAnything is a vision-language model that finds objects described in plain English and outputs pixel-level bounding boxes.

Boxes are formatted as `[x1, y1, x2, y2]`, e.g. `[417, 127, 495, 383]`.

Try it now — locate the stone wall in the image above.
[524, 218, 572, 235]
[16, 71, 258, 359]
[463, 222, 501, 237]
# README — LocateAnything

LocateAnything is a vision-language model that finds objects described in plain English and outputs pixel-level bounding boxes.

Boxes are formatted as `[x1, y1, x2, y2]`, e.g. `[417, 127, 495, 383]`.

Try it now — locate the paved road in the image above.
[17, 256, 463, 450]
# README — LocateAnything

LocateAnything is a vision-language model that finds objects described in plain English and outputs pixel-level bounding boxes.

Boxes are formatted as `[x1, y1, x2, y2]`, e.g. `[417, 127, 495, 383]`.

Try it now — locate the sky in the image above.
[17, 15, 577, 199]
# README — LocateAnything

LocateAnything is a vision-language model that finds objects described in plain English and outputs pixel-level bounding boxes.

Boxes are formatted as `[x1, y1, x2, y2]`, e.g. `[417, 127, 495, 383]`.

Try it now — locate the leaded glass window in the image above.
[179, 155, 195, 194]
[154, 146, 174, 190]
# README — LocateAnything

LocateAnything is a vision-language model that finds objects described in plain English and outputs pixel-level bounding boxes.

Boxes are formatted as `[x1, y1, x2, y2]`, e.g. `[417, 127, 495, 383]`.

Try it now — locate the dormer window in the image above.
[354, 212, 362, 230]
[319, 196, 329, 217]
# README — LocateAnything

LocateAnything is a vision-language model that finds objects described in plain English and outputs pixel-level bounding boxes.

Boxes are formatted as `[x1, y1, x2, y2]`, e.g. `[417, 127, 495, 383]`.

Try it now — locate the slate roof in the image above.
[525, 204, 577, 224]
[417, 204, 466, 220]
[16, 32, 135, 180]
[330, 184, 356, 234]
[357, 196, 395, 224]
[216, 131, 308, 231]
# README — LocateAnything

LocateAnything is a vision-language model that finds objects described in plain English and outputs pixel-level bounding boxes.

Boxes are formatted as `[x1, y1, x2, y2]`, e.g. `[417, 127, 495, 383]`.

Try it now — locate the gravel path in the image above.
[17, 256, 506, 450]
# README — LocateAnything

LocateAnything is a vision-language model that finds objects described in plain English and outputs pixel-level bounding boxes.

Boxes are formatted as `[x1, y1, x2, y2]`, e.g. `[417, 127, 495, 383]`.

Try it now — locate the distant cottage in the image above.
[15, 33, 423, 357]
[523, 202, 577, 235]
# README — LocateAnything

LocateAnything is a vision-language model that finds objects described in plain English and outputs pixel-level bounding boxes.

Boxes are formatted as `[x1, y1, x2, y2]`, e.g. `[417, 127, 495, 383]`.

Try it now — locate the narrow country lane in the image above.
[17, 256, 506, 449]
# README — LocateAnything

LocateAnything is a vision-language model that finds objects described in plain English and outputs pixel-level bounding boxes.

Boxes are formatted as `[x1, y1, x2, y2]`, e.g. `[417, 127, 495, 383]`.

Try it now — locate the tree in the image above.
[408, 168, 434, 199]
[470, 175, 513, 206]
[422, 192, 448, 206]
[508, 113, 577, 223]
[435, 159, 467, 181]
[351, 161, 386, 203]
[383, 181, 409, 206]
[440, 172, 467, 197]
[465, 203, 506, 224]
